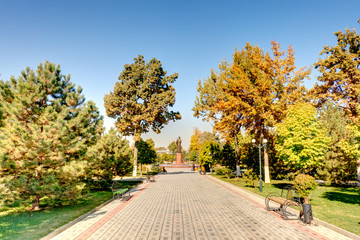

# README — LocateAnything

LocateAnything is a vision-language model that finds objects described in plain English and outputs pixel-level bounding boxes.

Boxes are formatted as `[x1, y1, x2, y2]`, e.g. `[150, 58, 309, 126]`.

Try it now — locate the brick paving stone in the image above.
[47, 168, 354, 240]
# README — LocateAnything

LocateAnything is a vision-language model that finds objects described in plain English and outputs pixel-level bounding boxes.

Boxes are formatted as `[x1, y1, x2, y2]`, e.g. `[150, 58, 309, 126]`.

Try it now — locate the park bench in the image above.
[265, 185, 302, 220]
[111, 181, 130, 200]
[146, 175, 155, 182]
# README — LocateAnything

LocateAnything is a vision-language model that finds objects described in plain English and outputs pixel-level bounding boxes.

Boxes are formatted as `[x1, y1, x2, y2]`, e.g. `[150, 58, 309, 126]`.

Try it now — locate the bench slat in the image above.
[268, 197, 298, 206]
[114, 188, 128, 195]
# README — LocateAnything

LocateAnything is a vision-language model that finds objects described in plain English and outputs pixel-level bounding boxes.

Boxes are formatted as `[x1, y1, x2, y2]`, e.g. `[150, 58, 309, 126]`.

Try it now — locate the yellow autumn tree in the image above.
[194, 41, 310, 182]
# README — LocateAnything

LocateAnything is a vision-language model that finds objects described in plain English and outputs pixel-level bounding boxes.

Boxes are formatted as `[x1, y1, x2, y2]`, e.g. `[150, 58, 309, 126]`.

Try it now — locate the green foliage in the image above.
[158, 153, 173, 163]
[150, 162, 161, 174]
[200, 131, 219, 145]
[242, 169, 259, 188]
[214, 166, 232, 175]
[293, 174, 317, 204]
[167, 141, 177, 155]
[187, 129, 219, 164]
[86, 127, 132, 182]
[138, 138, 157, 165]
[104, 55, 181, 175]
[198, 141, 220, 166]
[194, 41, 310, 181]
[313, 22, 360, 122]
[317, 102, 359, 183]
[187, 150, 198, 163]
[104, 55, 181, 137]
[215, 175, 360, 235]
[0, 61, 103, 210]
[219, 142, 236, 170]
[275, 102, 330, 173]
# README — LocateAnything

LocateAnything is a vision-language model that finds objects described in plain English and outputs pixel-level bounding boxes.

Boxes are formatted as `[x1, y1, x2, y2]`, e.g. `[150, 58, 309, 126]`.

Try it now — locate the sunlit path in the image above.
[48, 168, 351, 240]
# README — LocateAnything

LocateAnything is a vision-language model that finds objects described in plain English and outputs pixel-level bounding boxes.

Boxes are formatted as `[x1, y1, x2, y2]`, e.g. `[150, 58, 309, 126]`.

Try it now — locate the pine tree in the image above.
[318, 102, 359, 183]
[220, 142, 236, 170]
[138, 138, 157, 165]
[104, 55, 181, 176]
[86, 127, 132, 182]
[313, 22, 360, 122]
[0, 61, 103, 210]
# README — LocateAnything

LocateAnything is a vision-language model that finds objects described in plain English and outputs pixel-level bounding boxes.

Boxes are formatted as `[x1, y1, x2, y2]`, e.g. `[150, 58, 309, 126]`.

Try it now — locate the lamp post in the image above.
[252, 138, 267, 192]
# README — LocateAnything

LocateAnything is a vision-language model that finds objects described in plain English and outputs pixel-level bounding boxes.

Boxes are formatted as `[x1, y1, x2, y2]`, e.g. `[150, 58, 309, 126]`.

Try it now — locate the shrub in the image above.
[293, 174, 317, 204]
[242, 169, 259, 188]
[215, 167, 232, 178]
[215, 167, 225, 175]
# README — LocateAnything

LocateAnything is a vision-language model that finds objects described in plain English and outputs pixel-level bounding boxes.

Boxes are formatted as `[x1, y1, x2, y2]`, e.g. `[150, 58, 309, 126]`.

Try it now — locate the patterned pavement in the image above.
[45, 168, 355, 240]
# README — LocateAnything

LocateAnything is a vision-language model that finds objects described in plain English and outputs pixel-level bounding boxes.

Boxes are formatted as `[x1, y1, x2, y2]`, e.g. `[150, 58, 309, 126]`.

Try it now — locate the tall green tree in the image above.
[104, 55, 181, 176]
[199, 141, 220, 171]
[0, 61, 103, 210]
[312, 21, 360, 180]
[219, 142, 236, 170]
[275, 102, 329, 174]
[167, 141, 177, 155]
[138, 138, 157, 165]
[313, 21, 360, 122]
[87, 127, 132, 182]
[318, 102, 359, 183]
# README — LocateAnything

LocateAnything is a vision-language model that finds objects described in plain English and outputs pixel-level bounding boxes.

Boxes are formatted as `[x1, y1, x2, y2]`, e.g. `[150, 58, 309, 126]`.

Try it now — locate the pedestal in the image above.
[176, 153, 182, 164]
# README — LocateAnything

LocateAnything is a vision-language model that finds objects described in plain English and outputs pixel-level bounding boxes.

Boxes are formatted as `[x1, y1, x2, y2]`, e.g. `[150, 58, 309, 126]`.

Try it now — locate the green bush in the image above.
[150, 163, 161, 174]
[215, 167, 232, 176]
[293, 174, 317, 204]
[215, 167, 225, 175]
[242, 169, 259, 188]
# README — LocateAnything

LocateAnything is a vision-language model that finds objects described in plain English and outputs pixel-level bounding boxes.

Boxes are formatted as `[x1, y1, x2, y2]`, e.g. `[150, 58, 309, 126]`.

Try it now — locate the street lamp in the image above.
[252, 138, 267, 192]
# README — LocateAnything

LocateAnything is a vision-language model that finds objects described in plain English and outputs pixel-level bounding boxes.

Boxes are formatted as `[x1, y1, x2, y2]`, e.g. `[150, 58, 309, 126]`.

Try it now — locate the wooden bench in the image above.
[265, 185, 302, 220]
[146, 175, 155, 182]
[111, 181, 130, 200]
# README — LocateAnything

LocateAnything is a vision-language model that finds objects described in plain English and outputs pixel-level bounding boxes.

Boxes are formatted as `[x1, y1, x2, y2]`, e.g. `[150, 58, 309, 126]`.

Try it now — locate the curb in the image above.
[315, 218, 360, 240]
[40, 197, 115, 240]
[40, 181, 148, 240]
[208, 175, 360, 240]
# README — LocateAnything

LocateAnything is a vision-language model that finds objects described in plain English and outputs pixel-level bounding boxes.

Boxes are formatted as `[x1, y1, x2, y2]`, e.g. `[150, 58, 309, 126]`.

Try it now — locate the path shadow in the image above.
[84, 210, 107, 220]
[164, 171, 195, 175]
[322, 191, 360, 205]
[272, 183, 293, 189]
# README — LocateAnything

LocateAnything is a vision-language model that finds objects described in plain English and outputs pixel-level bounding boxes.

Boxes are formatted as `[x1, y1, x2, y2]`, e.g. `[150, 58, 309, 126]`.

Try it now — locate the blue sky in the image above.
[0, 0, 359, 149]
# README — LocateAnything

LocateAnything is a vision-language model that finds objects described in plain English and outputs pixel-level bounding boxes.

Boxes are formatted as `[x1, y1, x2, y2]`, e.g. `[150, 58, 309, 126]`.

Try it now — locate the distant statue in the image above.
[176, 137, 182, 153]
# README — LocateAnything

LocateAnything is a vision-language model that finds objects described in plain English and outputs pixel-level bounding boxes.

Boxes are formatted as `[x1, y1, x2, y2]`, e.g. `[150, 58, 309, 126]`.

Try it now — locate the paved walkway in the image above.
[46, 168, 355, 240]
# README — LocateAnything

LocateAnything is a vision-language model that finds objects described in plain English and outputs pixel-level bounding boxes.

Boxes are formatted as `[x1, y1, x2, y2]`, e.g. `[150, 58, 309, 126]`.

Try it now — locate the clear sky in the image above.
[0, 0, 359, 150]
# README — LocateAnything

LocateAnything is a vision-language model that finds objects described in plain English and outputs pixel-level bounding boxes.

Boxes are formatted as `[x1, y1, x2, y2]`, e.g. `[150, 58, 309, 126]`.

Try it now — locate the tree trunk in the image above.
[133, 140, 139, 177]
[31, 196, 40, 211]
[234, 134, 241, 176]
[264, 146, 271, 183]
[260, 128, 271, 183]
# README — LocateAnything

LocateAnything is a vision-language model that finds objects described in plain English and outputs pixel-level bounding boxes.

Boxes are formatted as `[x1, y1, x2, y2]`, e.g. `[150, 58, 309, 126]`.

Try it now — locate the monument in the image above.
[162, 136, 192, 168]
[176, 137, 182, 164]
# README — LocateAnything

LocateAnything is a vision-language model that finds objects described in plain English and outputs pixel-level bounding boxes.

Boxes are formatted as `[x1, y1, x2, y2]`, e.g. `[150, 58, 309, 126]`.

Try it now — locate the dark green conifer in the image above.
[104, 55, 181, 176]
[0, 61, 103, 210]
[86, 127, 132, 182]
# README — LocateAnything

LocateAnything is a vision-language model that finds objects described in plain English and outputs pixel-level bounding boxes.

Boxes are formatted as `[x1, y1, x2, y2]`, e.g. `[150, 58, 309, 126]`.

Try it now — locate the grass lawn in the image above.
[214, 175, 360, 236]
[0, 181, 141, 240]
